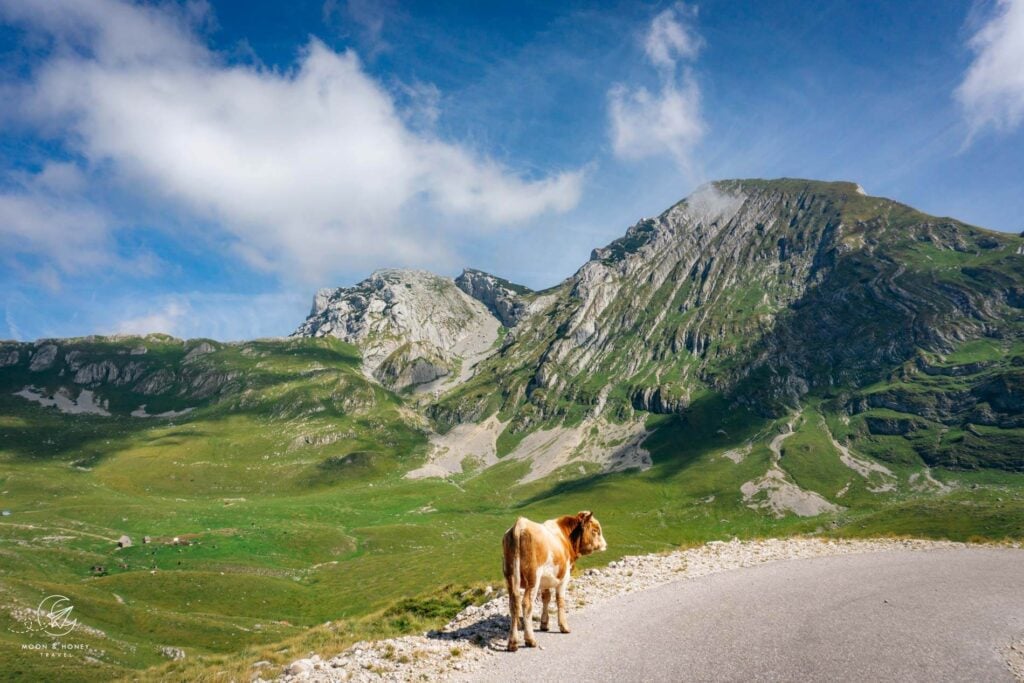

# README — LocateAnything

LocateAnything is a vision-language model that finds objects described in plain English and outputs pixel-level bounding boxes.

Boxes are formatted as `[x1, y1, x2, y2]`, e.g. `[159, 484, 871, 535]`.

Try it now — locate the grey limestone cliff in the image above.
[293, 269, 500, 391]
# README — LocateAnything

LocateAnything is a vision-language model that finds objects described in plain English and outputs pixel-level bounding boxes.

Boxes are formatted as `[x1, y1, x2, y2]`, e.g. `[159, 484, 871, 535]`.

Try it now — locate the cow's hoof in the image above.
[539, 624, 549, 632]
[524, 637, 537, 648]
[507, 641, 518, 652]
[560, 627, 571, 634]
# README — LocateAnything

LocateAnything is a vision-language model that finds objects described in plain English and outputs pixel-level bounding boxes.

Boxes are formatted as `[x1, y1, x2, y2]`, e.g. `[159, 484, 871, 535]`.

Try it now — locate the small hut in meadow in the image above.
[117, 535, 132, 548]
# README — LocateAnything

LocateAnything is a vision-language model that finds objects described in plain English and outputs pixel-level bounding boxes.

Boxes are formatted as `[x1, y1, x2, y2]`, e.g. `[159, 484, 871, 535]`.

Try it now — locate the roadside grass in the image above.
[144, 582, 495, 682]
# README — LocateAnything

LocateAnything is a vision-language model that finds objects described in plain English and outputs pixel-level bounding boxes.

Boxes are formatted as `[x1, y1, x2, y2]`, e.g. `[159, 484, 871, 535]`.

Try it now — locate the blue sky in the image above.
[1, 0, 1023, 341]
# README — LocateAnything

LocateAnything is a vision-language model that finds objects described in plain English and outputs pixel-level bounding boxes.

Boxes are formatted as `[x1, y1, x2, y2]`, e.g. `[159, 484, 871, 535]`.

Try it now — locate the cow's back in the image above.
[503, 516, 571, 586]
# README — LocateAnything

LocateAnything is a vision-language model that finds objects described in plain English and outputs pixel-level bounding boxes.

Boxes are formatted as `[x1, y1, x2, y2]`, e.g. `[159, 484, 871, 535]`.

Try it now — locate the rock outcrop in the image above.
[630, 386, 690, 414]
[454, 268, 531, 327]
[29, 343, 58, 371]
[293, 269, 500, 391]
[74, 360, 147, 386]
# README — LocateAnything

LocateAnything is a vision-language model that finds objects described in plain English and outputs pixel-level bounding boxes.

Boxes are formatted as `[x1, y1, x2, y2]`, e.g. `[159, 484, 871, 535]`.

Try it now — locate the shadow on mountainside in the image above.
[719, 241, 1024, 469]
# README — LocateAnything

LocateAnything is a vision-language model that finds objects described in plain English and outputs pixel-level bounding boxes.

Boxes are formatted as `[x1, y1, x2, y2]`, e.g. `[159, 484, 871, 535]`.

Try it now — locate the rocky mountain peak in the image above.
[293, 269, 500, 391]
[454, 269, 533, 328]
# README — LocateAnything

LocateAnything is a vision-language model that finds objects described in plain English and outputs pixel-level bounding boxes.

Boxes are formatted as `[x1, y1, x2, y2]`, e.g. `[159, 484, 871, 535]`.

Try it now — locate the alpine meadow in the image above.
[2, 179, 1023, 680]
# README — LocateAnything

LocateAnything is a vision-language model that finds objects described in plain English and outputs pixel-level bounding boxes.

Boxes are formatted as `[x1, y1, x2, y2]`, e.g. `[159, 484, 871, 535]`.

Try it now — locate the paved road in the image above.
[468, 548, 1024, 682]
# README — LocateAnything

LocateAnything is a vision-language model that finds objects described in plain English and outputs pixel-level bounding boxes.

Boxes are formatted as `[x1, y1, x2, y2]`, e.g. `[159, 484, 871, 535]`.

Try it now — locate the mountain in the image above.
[427, 179, 1024, 473]
[291, 267, 558, 393]
[8, 178, 1022, 481]
[2, 178, 1023, 681]
[292, 269, 500, 392]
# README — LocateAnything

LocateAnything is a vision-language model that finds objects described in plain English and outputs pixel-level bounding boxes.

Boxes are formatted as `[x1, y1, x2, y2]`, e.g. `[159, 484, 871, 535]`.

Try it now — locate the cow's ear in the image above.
[578, 511, 593, 524]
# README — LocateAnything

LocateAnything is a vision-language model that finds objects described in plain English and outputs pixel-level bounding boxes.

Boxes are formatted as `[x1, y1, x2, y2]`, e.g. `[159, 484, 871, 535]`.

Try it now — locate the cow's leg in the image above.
[522, 581, 539, 647]
[556, 576, 571, 633]
[539, 589, 551, 631]
[506, 579, 520, 651]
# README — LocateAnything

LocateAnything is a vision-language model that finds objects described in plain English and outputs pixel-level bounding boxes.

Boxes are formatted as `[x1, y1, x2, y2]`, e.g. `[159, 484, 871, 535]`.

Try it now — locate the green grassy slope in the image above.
[2, 335, 1020, 681]
[2, 179, 1024, 680]
[0, 336, 428, 680]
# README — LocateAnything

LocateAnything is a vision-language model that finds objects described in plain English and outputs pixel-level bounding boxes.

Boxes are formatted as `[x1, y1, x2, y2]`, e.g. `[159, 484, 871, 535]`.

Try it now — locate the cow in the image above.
[502, 510, 607, 652]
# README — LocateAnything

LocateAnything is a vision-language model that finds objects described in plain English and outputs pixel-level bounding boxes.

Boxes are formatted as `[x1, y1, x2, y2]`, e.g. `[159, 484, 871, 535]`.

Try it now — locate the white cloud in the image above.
[0, 163, 115, 286]
[956, 0, 1024, 136]
[1, 0, 584, 283]
[34, 161, 89, 193]
[107, 290, 310, 340]
[323, 0, 393, 57]
[397, 80, 442, 131]
[608, 79, 704, 167]
[0, 161, 161, 291]
[644, 4, 702, 69]
[608, 4, 705, 171]
[115, 300, 189, 336]
[5, 306, 22, 340]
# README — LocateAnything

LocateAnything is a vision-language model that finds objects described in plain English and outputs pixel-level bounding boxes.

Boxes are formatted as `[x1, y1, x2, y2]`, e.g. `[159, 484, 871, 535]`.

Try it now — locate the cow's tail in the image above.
[504, 518, 523, 598]
[504, 517, 527, 636]
[503, 519, 525, 650]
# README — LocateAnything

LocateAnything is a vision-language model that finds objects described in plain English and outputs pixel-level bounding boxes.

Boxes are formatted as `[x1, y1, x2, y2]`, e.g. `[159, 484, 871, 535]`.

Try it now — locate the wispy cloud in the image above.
[608, 3, 705, 172]
[644, 4, 703, 69]
[0, 163, 118, 290]
[323, 0, 395, 57]
[106, 289, 311, 340]
[115, 300, 190, 337]
[956, 0, 1024, 138]
[4, 305, 21, 340]
[1, 0, 584, 284]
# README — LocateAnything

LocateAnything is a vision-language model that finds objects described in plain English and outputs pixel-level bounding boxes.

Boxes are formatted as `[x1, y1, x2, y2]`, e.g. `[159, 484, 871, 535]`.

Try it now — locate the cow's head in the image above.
[575, 510, 607, 555]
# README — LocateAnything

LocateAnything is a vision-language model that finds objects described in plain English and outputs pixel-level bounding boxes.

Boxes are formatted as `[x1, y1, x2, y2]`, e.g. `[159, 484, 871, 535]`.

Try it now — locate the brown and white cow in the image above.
[502, 511, 607, 651]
